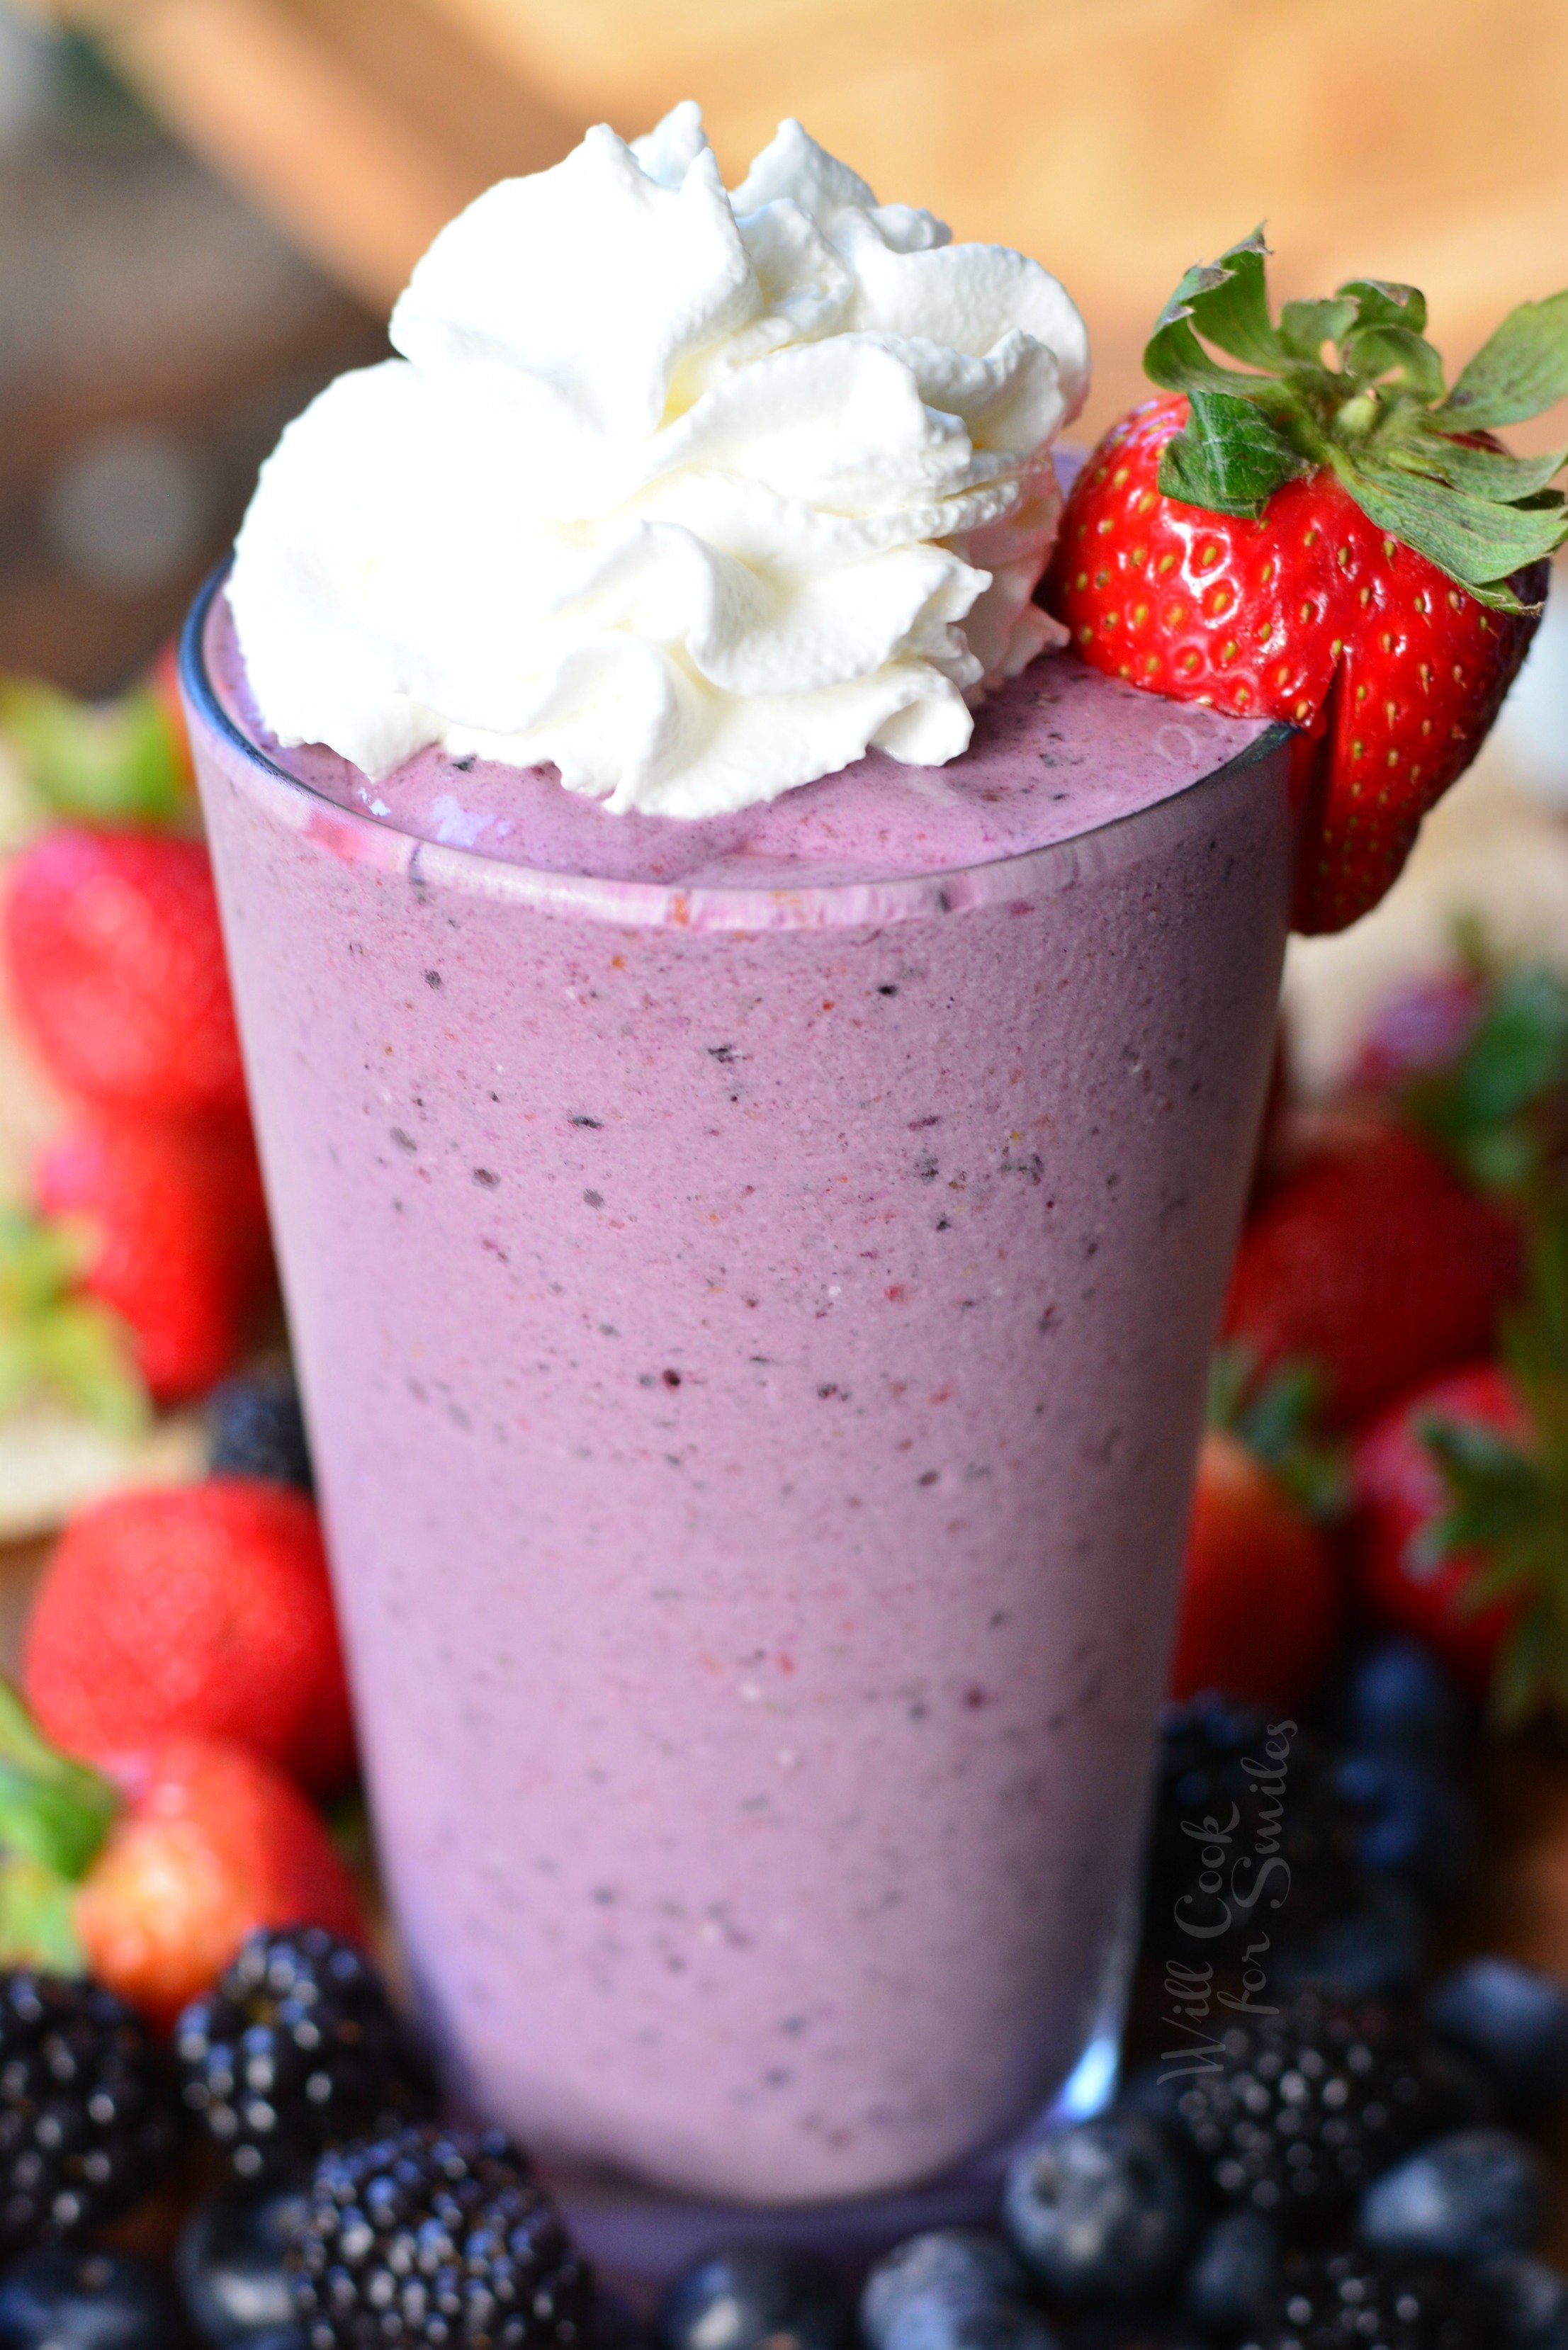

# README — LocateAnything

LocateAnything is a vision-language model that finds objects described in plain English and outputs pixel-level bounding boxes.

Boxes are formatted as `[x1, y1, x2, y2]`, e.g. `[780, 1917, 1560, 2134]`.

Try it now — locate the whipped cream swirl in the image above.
[229, 105, 1089, 818]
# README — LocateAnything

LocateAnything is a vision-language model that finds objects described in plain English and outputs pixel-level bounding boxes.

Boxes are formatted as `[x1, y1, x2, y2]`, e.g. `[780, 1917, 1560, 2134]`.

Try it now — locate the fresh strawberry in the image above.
[1169, 1352, 1343, 1707]
[34, 1114, 271, 1403]
[1353, 1202, 1568, 1719]
[4, 828, 245, 1118]
[1223, 1112, 1521, 1428]
[1047, 237, 1568, 930]
[74, 1739, 363, 2028]
[24, 1479, 354, 1795]
[1353, 1362, 1525, 1696]
[0, 1687, 363, 2030]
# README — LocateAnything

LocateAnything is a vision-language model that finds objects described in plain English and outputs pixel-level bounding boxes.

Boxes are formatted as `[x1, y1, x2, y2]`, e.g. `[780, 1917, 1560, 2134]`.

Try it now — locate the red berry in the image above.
[1222, 1114, 1521, 1428]
[5, 830, 245, 1118]
[34, 1114, 272, 1403]
[1352, 1362, 1525, 1692]
[25, 1479, 355, 1795]
[1048, 395, 1543, 933]
[74, 1738, 363, 2030]
[1170, 1427, 1341, 1708]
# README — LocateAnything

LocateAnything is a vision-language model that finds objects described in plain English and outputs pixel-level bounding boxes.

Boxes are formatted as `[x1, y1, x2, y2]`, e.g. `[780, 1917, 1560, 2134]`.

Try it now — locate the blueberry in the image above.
[1427, 1958, 1568, 2125]
[1333, 1637, 1467, 1763]
[1477, 2254, 1568, 2349]
[207, 1368, 312, 1493]
[1271, 1878, 1428, 2001]
[1002, 2117, 1195, 2308]
[860, 2233, 1051, 2350]
[1358, 2128, 1546, 2264]
[1334, 1751, 1472, 1902]
[658, 2245, 847, 2350]
[0, 2250, 188, 2349]
[1182, 2210, 1282, 2332]
[176, 2186, 306, 2347]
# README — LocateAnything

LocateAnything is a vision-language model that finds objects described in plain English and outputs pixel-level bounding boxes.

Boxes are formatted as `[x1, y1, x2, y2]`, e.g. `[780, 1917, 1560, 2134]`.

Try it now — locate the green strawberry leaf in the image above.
[1422, 1414, 1542, 1551]
[1338, 279, 1429, 337]
[1423, 1201, 1568, 1724]
[0, 1680, 118, 1882]
[1385, 435, 1568, 504]
[0, 1210, 149, 1435]
[1180, 227, 1282, 371]
[1205, 1343, 1348, 1520]
[1330, 448, 1564, 604]
[1278, 297, 1358, 366]
[1339, 322, 1447, 401]
[0, 678, 187, 830]
[1435, 290, 1568, 431]
[0, 1856, 83, 1975]
[1158, 389, 1313, 517]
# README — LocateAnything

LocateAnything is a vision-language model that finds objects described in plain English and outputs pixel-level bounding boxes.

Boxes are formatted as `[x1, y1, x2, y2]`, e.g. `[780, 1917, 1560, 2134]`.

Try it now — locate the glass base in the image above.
[548, 1885, 1139, 2290]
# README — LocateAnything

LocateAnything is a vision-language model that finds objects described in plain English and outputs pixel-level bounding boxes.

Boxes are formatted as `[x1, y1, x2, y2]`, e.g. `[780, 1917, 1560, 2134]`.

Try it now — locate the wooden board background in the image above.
[15, 0, 1568, 452]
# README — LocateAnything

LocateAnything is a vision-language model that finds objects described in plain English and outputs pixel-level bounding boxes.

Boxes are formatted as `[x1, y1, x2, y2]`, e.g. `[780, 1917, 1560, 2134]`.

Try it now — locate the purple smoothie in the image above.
[184, 578, 1295, 2208]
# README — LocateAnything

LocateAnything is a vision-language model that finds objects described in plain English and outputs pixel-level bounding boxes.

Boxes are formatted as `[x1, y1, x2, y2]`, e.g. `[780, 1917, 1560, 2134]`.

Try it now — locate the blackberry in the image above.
[1239, 2248, 1505, 2349]
[288, 2125, 592, 2349]
[209, 1366, 314, 1493]
[0, 1970, 178, 2253]
[1149, 1994, 1473, 2234]
[176, 1928, 434, 2181]
[1143, 1702, 1364, 1974]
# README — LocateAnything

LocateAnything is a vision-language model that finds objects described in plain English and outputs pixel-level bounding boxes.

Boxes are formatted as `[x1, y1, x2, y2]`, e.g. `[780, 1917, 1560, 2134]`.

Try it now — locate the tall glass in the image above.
[182, 571, 1295, 2247]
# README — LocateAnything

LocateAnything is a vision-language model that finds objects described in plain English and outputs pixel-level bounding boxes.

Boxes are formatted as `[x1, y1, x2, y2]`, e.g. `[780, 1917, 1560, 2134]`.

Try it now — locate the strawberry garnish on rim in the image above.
[1047, 235, 1568, 930]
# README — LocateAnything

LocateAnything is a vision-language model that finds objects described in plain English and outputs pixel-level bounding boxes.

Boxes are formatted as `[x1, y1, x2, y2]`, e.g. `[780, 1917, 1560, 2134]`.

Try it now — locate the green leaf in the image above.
[0, 1209, 149, 1436]
[1332, 448, 1568, 601]
[0, 679, 187, 829]
[1421, 1415, 1542, 1552]
[1158, 389, 1312, 518]
[1338, 322, 1447, 401]
[1180, 227, 1282, 370]
[1385, 434, 1568, 504]
[1278, 297, 1358, 366]
[0, 1682, 118, 1882]
[1338, 278, 1428, 336]
[1435, 290, 1568, 429]
[0, 1858, 82, 1975]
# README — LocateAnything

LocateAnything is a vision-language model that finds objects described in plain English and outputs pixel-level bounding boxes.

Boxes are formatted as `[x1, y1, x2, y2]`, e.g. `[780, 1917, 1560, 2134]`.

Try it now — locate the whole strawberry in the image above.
[1223, 1111, 1521, 1428]
[34, 1114, 272, 1403]
[1353, 1212, 1568, 1721]
[4, 828, 245, 1118]
[24, 1479, 355, 1795]
[1047, 237, 1568, 930]
[0, 1685, 364, 2032]
[75, 1739, 364, 2029]
[1171, 1357, 1343, 1709]
[1353, 1362, 1525, 1695]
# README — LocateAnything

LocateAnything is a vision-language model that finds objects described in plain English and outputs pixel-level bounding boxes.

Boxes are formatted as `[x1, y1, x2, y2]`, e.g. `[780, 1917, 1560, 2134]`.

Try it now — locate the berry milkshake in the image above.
[185, 107, 1297, 2214]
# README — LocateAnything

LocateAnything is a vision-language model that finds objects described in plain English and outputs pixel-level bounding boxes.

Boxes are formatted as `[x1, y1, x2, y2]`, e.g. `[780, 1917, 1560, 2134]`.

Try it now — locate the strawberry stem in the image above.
[1143, 233, 1568, 609]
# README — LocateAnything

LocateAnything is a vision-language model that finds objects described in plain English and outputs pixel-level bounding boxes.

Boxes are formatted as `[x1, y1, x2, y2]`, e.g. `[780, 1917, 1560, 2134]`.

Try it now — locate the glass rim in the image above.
[181, 561, 1295, 935]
